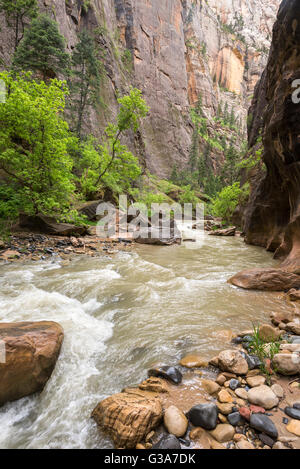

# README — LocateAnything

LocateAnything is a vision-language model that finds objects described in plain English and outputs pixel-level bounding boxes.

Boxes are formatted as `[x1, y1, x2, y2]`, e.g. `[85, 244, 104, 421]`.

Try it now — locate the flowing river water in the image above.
[0, 234, 289, 448]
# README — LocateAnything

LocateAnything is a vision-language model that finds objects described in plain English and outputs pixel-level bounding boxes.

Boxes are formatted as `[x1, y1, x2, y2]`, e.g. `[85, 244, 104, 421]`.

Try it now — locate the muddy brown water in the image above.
[0, 234, 291, 448]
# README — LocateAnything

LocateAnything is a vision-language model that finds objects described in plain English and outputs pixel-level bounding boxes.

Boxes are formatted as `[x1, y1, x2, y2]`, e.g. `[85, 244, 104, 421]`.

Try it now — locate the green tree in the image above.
[0, 0, 38, 52]
[75, 88, 149, 198]
[12, 15, 70, 81]
[68, 30, 103, 139]
[0, 72, 76, 216]
[211, 182, 243, 223]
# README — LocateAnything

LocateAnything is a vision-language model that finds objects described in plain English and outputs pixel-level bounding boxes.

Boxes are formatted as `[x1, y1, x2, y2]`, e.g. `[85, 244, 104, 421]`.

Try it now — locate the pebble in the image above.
[271, 383, 284, 399]
[227, 412, 244, 426]
[229, 379, 240, 391]
[179, 355, 208, 368]
[235, 388, 248, 400]
[209, 424, 235, 443]
[218, 389, 233, 403]
[246, 375, 266, 388]
[152, 435, 181, 449]
[259, 433, 275, 448]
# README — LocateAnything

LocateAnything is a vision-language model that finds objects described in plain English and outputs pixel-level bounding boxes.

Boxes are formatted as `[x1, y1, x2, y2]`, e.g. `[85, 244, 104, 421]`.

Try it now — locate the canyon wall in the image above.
[0, 0, 280, 178]
[243, 0, 300, 272]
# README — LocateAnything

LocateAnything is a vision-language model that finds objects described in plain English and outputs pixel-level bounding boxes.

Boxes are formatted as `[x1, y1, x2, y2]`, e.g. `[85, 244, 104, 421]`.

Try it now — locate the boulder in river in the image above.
[148, 366, 182, 385]
[209, 227, 236, 237]
[92, 389, 163, 449]
[0, 321, 64, 406]
[19, 214, 87, 237]
[228, 268, 300, 291]
[135, 227, 181, 246]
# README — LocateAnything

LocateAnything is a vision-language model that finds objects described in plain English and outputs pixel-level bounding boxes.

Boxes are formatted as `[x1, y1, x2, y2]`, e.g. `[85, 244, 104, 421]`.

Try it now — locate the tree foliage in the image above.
[0, 72, 75, 216]
[12, 15, 70, 80]
[68, 30, 103, 138]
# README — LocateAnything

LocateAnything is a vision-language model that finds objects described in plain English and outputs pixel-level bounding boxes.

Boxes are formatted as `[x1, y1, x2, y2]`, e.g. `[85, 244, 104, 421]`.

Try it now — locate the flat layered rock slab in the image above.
[228, 268, 300, 291]
[0, 321, 64, 406]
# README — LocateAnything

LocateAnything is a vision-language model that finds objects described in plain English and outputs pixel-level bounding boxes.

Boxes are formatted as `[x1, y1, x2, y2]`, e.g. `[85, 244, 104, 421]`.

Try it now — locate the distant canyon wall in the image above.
[0, 0, 280, 178]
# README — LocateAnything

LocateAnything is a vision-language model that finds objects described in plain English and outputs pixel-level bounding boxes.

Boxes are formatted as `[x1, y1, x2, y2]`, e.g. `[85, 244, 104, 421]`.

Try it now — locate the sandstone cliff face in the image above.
[0, 0, 280, 178]
[243, 0, 300, 272]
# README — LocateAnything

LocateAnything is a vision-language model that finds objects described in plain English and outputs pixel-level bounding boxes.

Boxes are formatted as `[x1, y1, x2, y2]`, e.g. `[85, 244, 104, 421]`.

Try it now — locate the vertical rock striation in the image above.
[243, 0, 300, 272]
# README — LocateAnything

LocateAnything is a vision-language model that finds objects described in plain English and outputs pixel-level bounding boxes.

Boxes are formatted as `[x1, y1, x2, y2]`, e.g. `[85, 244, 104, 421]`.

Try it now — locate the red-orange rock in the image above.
[0, 321, 64, 406]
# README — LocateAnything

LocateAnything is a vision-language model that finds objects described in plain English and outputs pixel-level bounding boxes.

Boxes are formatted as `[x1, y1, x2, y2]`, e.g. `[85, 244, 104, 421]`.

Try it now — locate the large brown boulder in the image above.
[19, 214, 88, 237]
[92, 389, 163, 449]
[229, 268, 300, 291]
[0, 321, 64, 406]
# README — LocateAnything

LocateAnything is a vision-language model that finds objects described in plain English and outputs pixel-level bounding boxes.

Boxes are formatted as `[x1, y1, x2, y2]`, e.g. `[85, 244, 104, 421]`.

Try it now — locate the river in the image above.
[0, 234, 287, 448]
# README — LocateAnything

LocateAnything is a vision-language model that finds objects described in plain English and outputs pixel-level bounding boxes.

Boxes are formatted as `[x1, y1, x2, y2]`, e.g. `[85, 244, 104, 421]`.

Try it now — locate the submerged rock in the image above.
[187, 403, 218, 430]
[0, 321, 64, 406]
[148, 366, 182, 385]
[92, 389, 163, 449]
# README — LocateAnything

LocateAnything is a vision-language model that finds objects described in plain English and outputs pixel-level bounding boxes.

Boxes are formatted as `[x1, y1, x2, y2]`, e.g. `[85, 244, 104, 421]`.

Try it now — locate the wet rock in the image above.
[228, 412, 244, 427]
[152, 434, 181, 449]
[179, 355, 208, 368]
[250, 414, 278, 440]
[139, 377, 169, 394]
[189, 427, 211, 448]
[209, 227, 236, 237]
[209, 424, 235, 443]
[0, 321, 64, 406]
[187, 403, 218, 430]
[148, 366, 182, 385]
[92, 389, 163, 449]
[284, 407, 300, 421]
[294, 403, 300, 410]
[272, 353, 300, 376]
[135, 227, 181, 246]
[218, 350, 249, 375]
[201, 379, 221, 396]
[247, 385, 279, 410]
[286, 322, 300, 335]
[286, 420, 300, 437]
[228, 268, 300, 292]
[164, 405, 188, 437]
[287, 289, 300, 302]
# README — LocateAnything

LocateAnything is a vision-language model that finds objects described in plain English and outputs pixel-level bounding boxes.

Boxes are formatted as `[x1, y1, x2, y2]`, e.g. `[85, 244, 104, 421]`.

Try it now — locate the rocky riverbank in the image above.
[92, 318, 300, 450]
